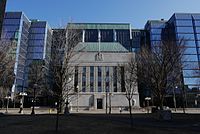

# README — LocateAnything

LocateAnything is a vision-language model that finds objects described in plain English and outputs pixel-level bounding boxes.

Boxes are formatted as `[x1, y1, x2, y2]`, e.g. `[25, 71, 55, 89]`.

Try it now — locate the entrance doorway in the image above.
[97, 98, 103, 109]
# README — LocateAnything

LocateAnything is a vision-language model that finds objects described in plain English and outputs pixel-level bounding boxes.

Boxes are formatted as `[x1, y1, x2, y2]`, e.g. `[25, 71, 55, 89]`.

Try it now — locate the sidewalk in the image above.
[0, 108, 200, 115]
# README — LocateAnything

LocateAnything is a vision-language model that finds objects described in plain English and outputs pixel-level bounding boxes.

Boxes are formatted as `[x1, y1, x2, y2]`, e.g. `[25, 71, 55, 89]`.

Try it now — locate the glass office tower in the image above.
[1, 12, 31, 93]
[1, 12, 52, 96]
[145, 13, 200, 90]
[0, 0, 7, 37]
[145, 20, 166, 47]
[167, 13, 200, 90]
[24, 20, 52, 88]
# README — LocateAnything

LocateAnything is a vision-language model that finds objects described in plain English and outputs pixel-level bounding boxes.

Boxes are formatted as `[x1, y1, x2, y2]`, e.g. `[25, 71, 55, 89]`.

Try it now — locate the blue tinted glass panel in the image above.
[195, 27, 200, 33]
[28, 47, 44, 53]
[184, 48, 197, 54]
[176, 27, 194, 33]
[185, 41, 196, 47]
[151, 29, 163, 34]
[194, 21, 200, 26]
[29, 34, 45, 39]
[151, 23, 166, 28]
[183, 55, 198, 61]
[175, 14, 191, 20]
[183, 70, 200, 77]
[176, 20, 193, 26]
[183, 62, 199, 69]
[28, 40, 44, 46]
[184, 78, 200, 85]
[196, 34, 200, 40]
[192, 14, 200, 20]
[30, 28, 45, 34]
[3, 26, 19, 32]
[3, 19, 21, 25]
[177, 33, 195, 40]
[151, 35, 162, 41]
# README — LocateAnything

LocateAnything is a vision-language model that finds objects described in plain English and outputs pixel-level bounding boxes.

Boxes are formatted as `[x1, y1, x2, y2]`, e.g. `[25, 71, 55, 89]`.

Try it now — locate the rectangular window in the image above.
[82, 66, 86, 92]
[113, 67, 117, 92]
[105, 66, 109, 92]
[85, 29, 98, 42]
[121, 67, 125, 92]
[74, 66, 78, 92]
[98, 66, 102, 92]
[90, 66, 94, 92]
[101, 30, 113, 42]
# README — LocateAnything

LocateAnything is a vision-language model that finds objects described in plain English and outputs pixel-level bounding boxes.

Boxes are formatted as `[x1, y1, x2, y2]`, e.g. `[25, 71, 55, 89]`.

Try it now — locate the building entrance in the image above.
[97, 99, 103, 109]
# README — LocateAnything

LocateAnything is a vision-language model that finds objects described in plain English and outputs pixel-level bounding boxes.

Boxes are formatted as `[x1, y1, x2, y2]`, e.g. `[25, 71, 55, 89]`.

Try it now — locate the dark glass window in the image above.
[82, 66, 86, 92]
[74, 66, 78, 92]
[105, 67, 109, 92]
[121, 67, 125, 92]
[101, 29, 113, 42]
[176, 20, 193, 26]
[30, 28, 45, 34]
[85, 29, 98, 42]
[176, 27, 194, 33]
[98, 66, 102, 92]
[113, 67, 117, 92]
[90, 66, 94, 92]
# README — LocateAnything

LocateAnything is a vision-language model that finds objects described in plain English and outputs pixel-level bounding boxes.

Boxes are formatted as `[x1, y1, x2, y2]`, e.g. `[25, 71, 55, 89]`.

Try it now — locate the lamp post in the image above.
[109, 92, 113, 114]
[173, 86, 178, 111]
[19, 92, 27, 114]
[145, 97, 151, 113]
[31, 83, 37, 115]
[5, 96, 11, 113]
[76, 85, 79, 112]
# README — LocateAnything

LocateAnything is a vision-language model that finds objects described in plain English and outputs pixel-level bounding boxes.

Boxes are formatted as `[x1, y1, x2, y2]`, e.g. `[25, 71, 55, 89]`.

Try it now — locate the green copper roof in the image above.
[68, 23, 130, 30]
[74, 42, 129, 52]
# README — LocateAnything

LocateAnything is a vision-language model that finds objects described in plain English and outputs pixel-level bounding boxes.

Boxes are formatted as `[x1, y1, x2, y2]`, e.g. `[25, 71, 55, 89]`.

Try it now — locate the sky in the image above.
[6, 0, 200, 29]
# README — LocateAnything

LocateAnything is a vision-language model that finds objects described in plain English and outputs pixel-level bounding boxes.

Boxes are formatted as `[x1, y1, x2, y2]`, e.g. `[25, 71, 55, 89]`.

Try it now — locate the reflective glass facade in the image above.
[145, 13, 200, 90]
[24, 20, 52, 88]
[168, 13, 200, 90]
[1, 12, 31, 92]
[0, 0, 6, 37]
[1, 12, 52, 93]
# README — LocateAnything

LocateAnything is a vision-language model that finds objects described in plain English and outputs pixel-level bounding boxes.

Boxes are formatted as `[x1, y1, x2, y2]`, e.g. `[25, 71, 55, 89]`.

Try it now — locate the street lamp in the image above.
[5, 96, 11, 113]
[76, 85, 79, 112]
[31, 83, 37, 115]
[145, 97, 151, 113]
[18, 92, 27, 114]
[173, 86, 178, 111]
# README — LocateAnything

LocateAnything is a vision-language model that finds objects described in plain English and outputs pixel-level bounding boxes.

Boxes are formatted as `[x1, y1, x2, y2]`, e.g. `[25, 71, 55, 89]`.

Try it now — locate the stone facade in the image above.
[68, 51, 140, 110]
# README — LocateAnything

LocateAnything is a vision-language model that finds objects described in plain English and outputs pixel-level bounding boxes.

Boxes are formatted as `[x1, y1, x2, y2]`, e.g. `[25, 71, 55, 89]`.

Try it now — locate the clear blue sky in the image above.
[6, 0, 200, 29]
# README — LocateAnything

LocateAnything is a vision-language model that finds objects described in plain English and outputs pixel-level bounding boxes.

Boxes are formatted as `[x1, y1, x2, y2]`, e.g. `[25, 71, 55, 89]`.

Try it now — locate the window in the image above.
[85, 29, 98, 42]
[113, 67, 117, 92]
[98, 66, 102, 92]
[121, 67, 125, 92]
[176, 20, 193, 26]
[184, 48, 197, 55]
[101, 30, 113, 42]
[30, 28, 45, 34]
[105, 67, 109, 92]
[74, 66, 78, 92]
[183, 55, 198, 62]
[177, 33, 195, 40]
[90, 66, 94, 92]
[82, 66, 86, 92]
[183, 62, 199, 69]
[176, 27, 194, 33]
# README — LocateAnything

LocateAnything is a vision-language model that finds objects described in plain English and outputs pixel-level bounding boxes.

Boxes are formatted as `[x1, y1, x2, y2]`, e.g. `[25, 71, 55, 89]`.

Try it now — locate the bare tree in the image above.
[117, 55, 138, 127]
[51, 25, 82, 113]
[0, 40, 15, 108]
[26, 60, 51, 114]
[137, 40, 185, 110]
